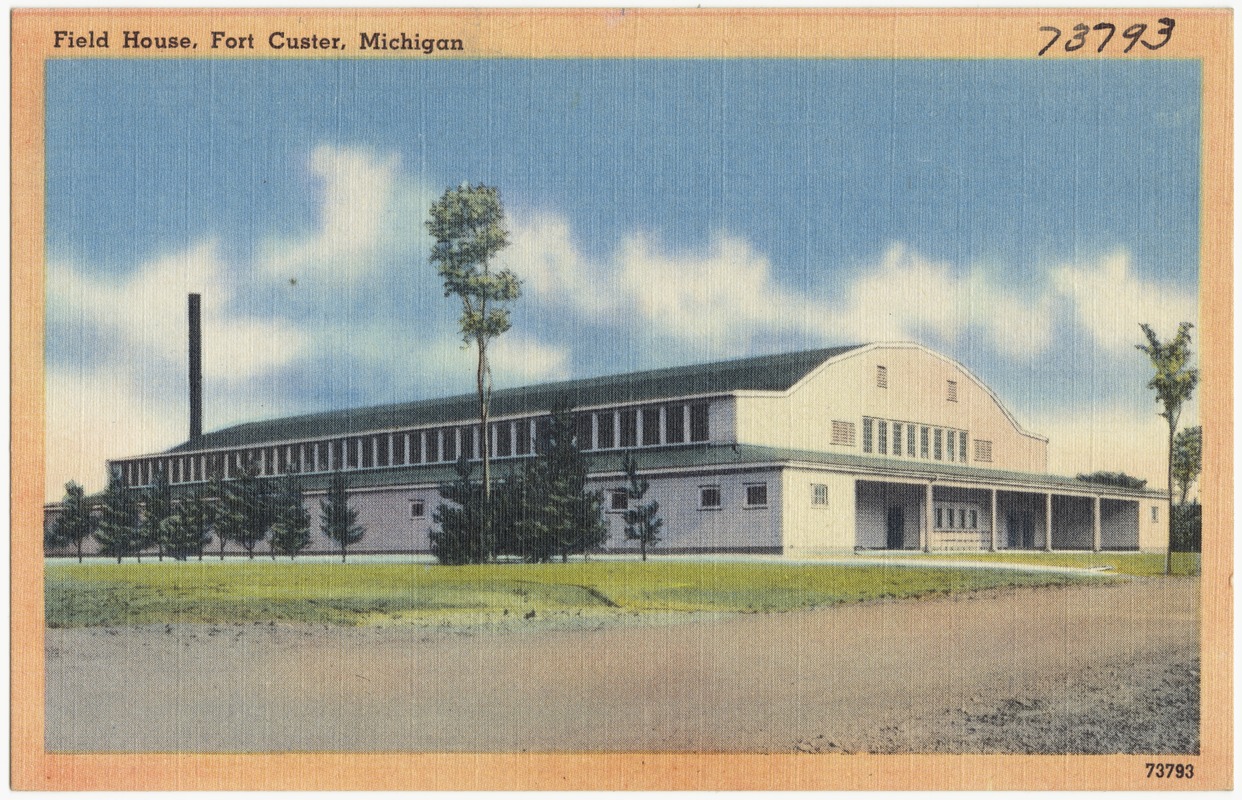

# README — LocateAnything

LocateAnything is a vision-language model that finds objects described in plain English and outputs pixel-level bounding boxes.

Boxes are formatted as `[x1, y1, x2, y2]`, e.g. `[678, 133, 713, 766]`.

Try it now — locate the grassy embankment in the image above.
[899, 551, 1201, 577]
[45, 559, 1109, 629]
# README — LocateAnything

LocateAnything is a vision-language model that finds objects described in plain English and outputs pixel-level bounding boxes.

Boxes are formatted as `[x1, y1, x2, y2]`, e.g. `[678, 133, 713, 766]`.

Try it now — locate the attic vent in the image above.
[876, 365, 888, 389]
[974, 439, 993, 463]
[947, 379, 958, 402]
[832, 420, 856, 446]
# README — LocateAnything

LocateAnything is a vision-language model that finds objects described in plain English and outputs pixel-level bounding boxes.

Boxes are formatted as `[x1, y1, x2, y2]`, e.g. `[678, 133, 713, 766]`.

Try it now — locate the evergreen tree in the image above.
[321, 470, 364, 562]
[93, 471, 142, 563]
[47, 480, 94, 562]
[515, 408, 607, 563]
[160, 489, 215, 560]
[430, 457, 487, 565]
[219, 461, 274, 559]
[207, 471, 233, 560]
[140, 465, 173, 561]
[270, 471, 312, 559]
[618, 452, 663, 561]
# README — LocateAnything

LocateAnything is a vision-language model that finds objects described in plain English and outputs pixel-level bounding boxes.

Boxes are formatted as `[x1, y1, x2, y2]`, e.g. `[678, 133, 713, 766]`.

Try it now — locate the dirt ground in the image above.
[45, 577, 1199, 754]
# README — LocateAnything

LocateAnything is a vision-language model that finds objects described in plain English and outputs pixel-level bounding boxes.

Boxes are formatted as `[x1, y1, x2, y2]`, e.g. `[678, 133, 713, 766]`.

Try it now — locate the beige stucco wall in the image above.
[1137, 496, 1171, 552]
[780, 468, 856, 555]
[734, 343, 1048, 473]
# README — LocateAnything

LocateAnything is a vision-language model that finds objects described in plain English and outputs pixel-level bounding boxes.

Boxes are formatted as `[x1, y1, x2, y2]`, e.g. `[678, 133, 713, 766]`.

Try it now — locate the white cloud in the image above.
[1051, 250, 1198, 352]
[48, 242, 306, 383]
[1030, 402, 1195, 489]
[258, 144, 405, 281]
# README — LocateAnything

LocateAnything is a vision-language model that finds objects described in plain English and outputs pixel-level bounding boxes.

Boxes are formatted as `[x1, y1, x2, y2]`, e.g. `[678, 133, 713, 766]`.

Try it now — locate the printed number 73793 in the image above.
[1038, 19, 1175, 56]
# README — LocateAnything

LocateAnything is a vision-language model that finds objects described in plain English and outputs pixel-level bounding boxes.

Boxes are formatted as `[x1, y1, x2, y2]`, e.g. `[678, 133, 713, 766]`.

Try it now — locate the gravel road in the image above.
[46, 577, 1198, 753]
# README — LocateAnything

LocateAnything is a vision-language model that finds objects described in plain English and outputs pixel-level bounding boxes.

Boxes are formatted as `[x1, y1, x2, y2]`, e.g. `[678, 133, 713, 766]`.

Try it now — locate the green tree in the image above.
[217, 461, 273, 559]
[47, 480, 95, 562]
[430, 457, 487, 565]
[93, 471, 142, 563]
[140, 465, 173, 561]
[1136, 322, 1200, 575]
[514, 409, 607, 563]
[617, 452, 663, 561]
[427, 183, 520, 560]
[1172, 425, 1203, 505]
[321, 470, 364, 562]
[270, 472, 312, 559]
[207, 471, 235, 560]
[160, 489, 215, 560]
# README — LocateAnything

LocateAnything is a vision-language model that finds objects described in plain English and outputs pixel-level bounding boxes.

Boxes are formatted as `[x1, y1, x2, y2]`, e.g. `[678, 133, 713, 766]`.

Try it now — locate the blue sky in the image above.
[45, 58, 1202, 498]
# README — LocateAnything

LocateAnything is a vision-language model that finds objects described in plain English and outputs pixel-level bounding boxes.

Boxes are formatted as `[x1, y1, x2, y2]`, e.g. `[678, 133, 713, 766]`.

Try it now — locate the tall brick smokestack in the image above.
[188, 293, 202, 443]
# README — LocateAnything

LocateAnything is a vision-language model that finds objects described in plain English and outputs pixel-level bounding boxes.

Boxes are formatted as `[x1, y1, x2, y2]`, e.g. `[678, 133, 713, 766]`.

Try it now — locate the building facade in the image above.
[50, 343, 1168, 556]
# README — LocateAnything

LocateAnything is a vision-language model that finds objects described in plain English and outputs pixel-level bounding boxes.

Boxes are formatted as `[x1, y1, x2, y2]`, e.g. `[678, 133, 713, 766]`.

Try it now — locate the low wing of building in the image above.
[61, 342, 1167, 557]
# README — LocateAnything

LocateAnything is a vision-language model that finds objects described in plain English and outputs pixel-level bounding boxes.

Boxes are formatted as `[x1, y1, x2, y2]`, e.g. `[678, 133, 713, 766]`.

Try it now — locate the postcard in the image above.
[12, 7, 1232, 791]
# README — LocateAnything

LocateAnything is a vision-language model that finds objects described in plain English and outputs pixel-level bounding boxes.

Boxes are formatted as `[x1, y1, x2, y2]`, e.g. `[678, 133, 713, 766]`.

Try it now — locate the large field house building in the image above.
[54, 341, 1168, 557]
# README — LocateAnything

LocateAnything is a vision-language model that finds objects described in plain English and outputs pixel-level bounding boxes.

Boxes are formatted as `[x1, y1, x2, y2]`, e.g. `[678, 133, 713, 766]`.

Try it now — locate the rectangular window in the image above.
[690, 403, 710, 442]
[907, 425, 916, 457]
[862, 418, 874, 453]
[959, 509, 967, 528]
[512, 423, 529, 456]
[426, 431, 440, 463]
[876, 365, 888, 388]
[877, 420, 888, 455]
[947, 380, 958, 402]
[974, 439, 993, 463]
[892, 423, 902, 457]
[700, 485, 721, 509]
[609, 489, 628, 512]
[597, 412, 615, 449]
[1152, 505, 1159, 522]
[745, 483, 768, 508]
[946, 430, 955, 462]
[377, 436, 390, 467]
[934, 429, 943, 460]
[831, 420, 856, 446]
[969, 509, 978, 529]
[665, 404, 685, 443]
[935, 507, 943, 528]
[575, 414, 594, 450]
[959, 432, 968, 463]
[494, 423, 512, 458]
[619, 409, 638, 447]
[642, 407, 661, 446]
[410, 499, 426, 519]
[445, 428, 460, 462]
[359, 439, 373, 469]
[812, 483, 829, 506]
[920, 427, 929, 459]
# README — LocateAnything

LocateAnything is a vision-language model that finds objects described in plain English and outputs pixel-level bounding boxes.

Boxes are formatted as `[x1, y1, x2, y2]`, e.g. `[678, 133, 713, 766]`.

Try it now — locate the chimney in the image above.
[188, 293, 202, 443]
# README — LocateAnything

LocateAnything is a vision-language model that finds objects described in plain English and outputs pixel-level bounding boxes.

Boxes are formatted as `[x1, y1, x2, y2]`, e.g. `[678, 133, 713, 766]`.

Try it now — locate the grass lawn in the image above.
[896, 551, 1201, 577]
[45, 559, 1107, 629]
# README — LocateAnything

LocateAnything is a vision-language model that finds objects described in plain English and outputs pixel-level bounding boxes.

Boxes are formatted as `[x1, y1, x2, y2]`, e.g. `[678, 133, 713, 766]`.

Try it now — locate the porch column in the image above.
[990, 488, 998, 551]
[1093, 496, 1102, 552]
[922, 482, 933, 552]
[1044, 492, 1053, 551]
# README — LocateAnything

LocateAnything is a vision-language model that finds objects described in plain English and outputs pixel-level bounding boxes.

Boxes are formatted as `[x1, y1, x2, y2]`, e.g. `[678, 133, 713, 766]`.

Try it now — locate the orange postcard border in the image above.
[10, 7, 1233, 791]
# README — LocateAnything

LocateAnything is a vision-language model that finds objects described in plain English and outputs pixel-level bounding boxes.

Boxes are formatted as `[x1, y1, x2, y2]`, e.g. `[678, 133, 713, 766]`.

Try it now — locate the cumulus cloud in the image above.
[1030, 402, 1193, 488]
[1051, 250, 1198, 352]
[48, 242, 306, 383]
[258, 144, 411, 281]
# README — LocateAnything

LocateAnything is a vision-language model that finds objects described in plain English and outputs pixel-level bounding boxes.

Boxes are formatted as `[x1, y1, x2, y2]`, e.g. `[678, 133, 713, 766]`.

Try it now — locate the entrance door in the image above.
[1022, 515, 1036, 549]
[886, 506, 904, 549]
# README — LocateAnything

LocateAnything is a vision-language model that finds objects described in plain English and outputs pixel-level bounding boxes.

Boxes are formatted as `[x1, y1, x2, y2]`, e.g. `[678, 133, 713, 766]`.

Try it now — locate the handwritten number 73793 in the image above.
[1039, 19, 1175, 55]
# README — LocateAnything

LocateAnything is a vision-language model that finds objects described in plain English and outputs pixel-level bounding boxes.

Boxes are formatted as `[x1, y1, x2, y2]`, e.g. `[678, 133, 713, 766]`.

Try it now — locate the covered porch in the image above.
[854, 479, 1142, 552]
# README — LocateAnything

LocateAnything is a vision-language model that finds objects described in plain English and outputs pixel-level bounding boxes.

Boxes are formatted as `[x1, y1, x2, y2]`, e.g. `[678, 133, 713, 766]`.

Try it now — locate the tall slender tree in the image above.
[321, 471, 364, 562]
[427, 183, 520, 561]
[160, 489, 215, 560]
[47, 480, 95, 562]
[1136, 322, 1199, 574]
[217, 461, 273, 559]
